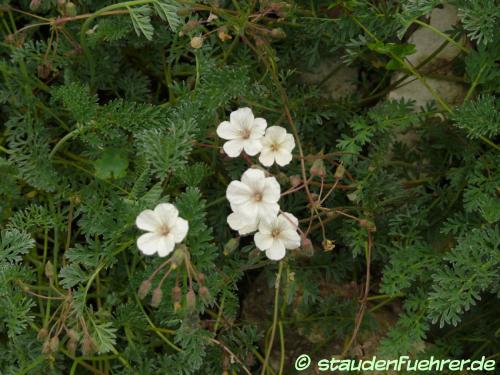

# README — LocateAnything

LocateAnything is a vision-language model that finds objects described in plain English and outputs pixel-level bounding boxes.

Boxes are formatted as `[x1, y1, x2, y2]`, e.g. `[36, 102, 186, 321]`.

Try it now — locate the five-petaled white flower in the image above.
[217, 107, 267, 157]
[254, 212, 301, 260]
[226, 168, 280, 221]
[136, 203, 189, 257]
[258, 126, 295, 167]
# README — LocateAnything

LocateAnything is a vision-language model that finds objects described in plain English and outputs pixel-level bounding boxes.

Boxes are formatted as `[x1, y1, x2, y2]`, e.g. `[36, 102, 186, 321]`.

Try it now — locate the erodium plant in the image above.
[0, 0, 499, 374]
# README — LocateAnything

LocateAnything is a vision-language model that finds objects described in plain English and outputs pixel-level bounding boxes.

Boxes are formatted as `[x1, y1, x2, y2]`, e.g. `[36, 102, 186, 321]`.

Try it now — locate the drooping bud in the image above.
[44, 261, 55, 280]
[81, 334, 95, 356]
[150, 287, 163, 308]
[138, 279, 152, 299]
[270, 28, 286, 39]
[190, 36, 204, 49]
[29, 0, 42, 11]
[199, 286, 211, 303]
[310, 159, 326, 177]
[37, 327, 48, 341]
[300, 237, 314, 257]
[42, 339, 51, 354]
[223, 237, 239, 256]
[67, 338, 77, 356]
[64, 2, 77, 16]
[289, 175, 301, 187]
[186, 289, 196, 311]
[172, 285, 182, 303]
[49, 336, 60, 352]
[197, 273, 205, 285]
[67, 329, 78, 342]
[170, 245, 186, 269]
[334, 164, 345, 180]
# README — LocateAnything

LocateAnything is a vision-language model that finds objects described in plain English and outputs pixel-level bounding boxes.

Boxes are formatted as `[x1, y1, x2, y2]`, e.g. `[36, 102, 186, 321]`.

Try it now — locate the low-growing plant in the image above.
[0, 0, 499, 374]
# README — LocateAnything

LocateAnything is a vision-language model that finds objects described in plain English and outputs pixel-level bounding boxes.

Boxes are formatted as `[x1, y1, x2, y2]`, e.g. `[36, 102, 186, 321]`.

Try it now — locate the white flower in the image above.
[217, 107, 267, 157]
[258, 126, 295, 167]
[226, 168, 280, 221]
[227, 211, 259, 235]
[254, 212, 301, 260]
[135, 203, 189, 257]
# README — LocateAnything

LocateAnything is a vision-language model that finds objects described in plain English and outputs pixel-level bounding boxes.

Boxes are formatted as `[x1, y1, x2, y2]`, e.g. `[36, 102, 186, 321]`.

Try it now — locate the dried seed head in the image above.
[150, 287, 163, 308]
[49, 336, 60, 352]
[217, 30, 232, 42]
[138, 279, 152, 299]
[37, 327, 48, 341]
[322, 239, 335, 252]
[190, 36, 204, 49]
[310, 159, 326, 177]
[186, 289, 196, 311]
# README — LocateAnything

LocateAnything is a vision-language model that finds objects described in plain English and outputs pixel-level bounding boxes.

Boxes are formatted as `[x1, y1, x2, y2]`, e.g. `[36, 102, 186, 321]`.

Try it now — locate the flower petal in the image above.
[154, 203, 178, 227]
[254, 231, 273, 251]
[230, 107, 254, 128]
[243, 139, 263, 156]
[262, 177, 281, 203]
[223, 139, 244, 157]
[250, 117, 267, 138]
[227, 212, 258, 235]
[258, 202, 280, 219]
[227, 180, 252, 205]
[266, 239, 286, 260]
[274, 149, 293, 166]
[232, 200, 259, 220]
[157, 234, 176, 257]
[280, 229, 301, 249]
[241, 168, 266, 192]
[136, 209, 161, 232]
[258, 149, 276, 167]
[137, 232, 163, 255]
[217, 121, 240, 140]
[265, 126, 287, 142]
[171, 217, 189, 242]
[279, 212, 299, 228]
[282, 133, 296, 151]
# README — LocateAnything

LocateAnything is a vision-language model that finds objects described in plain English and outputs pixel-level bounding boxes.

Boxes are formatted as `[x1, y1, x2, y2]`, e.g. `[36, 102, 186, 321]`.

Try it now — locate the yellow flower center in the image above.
[271, 228, 281, 238]
[253, 193, 263, 202]
[158, 225, 170, 236]
[241, 128, 251, 139]
[270, 143, 279, 151]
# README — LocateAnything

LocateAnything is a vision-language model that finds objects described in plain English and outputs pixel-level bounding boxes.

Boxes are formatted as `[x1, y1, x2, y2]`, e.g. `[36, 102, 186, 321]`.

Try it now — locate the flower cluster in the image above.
[220, 108, 301, 261]
[216, 107, 295, 167]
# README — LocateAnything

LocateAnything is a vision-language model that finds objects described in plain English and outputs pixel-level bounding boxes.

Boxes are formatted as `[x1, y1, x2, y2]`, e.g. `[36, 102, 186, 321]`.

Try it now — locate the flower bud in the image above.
[172, 285, 182, 303]
[64, 2, 77, 16]
[300, 237, 314, 257]
[223, 237, 239, 256]
[190, 36, 204, 49]
[334, 164, 345, 180]
[37, 327, 48, 341]
[186, 289, 196, 311]
[44, 261, 55, 280]
[170, 245, 186, 269]
[138, 279, 152, 299]
[67, 329, 78, 342]
[199, 286, 211, 303]
[67, 338, 77, 356]
[49, 336, 60, 352]
[42, 339, 51, 354]
[289, 175, 301, 187]
[82, 334, 95, 356]
[310, 159, 326, 177]
[197, 273, 205, 285]
[150, 287, 163, 308]
[270, 28, 286, 39]
[30, 0, 42, 11]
